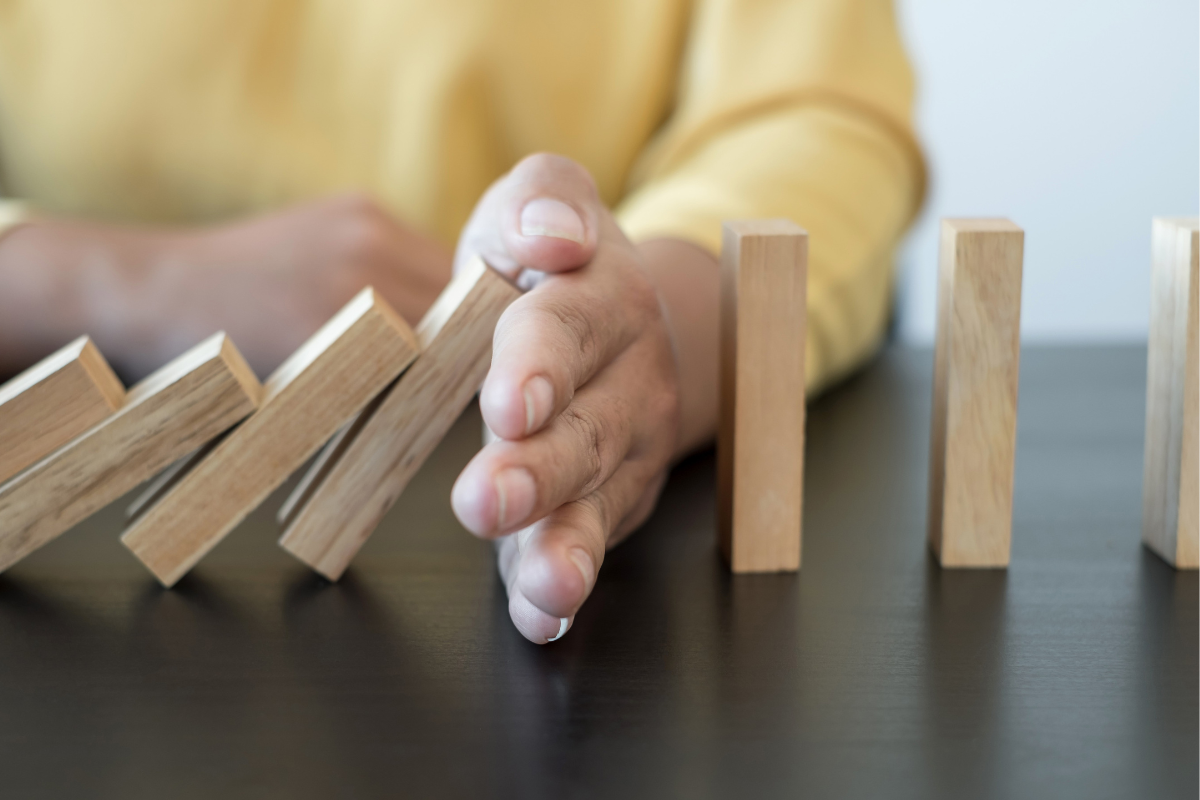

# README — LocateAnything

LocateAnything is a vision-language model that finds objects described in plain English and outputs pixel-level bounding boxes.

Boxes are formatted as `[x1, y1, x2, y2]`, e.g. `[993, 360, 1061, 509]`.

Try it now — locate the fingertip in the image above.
[453, 447, 539, 537]
[481, 371, 557, 439]
[508, 586, 574, 645]
[516, 543, 594, 619]
[522, 375, 555, 435]
[479, 371, 528, 440]
[451, 464, 498, 538]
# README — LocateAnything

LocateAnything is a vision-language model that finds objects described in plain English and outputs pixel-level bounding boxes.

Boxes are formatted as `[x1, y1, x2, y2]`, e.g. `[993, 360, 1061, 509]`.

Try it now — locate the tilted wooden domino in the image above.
[1142, 217, 1199, 569]
[278, 257, 521, 580]
[0, 333, 260, 572]
[124, 431, 228, 522]
[928, 218, 1024, 568]
[121, 288, 419, 587]
[717, 220, 807, 573]
[0, 335, 125, 485]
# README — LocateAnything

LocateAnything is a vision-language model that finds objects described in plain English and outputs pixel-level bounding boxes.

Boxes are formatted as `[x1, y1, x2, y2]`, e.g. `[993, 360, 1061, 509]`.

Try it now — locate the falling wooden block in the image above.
[0, 333, 260, 572]
[1142, 217, 1199, 569]
[928, 219, 1024, 568]
[0, 336, 125, 485]
[717, 220, 807, 573]
[121, 288, 419, 587]
[278, 257, 520, 580]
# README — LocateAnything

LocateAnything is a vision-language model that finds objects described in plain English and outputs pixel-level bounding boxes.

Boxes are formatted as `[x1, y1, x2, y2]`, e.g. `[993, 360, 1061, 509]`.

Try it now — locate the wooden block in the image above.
[1142, 217, 1199, 569]
[0, 333, 260, 572]
[121, 288, 419, 586]
[717, 220, 807, 573]
[278, 258, 520, 580]
[928, 219, 1024, 568]
[124, 433, 229, 522]
[0, 336, 125, 485]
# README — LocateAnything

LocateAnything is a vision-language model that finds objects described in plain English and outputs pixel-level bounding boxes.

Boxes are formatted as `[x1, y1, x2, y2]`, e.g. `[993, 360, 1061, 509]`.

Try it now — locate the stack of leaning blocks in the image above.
[0, 256, 520, 586]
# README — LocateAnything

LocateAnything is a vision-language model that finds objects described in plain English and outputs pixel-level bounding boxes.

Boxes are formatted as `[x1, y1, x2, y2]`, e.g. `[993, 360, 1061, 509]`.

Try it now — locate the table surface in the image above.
[0, 345, 1194, 800]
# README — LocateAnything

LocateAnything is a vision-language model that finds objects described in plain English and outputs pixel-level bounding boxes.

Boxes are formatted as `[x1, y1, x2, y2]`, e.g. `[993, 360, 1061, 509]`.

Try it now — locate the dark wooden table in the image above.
[0, 346, 1194, 799]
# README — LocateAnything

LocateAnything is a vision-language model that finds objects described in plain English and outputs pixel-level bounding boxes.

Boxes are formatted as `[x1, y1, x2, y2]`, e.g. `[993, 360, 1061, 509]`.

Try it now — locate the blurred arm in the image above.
[617, 0, 926, 396]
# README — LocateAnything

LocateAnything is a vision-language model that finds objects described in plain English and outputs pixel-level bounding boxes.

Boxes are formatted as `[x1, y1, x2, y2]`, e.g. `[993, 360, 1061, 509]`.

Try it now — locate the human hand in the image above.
[169, 194, 453, 375]
[0, 194, 453, 377]
[450, 154, 682, 644]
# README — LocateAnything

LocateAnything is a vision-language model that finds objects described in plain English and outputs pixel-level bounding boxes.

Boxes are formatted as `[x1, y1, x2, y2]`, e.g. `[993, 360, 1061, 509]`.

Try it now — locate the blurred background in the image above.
[894, 0, 1199, 344]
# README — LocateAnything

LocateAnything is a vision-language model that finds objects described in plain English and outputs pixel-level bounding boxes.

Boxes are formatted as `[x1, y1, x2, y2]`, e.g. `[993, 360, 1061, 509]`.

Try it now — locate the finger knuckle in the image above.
[561, 404, 607, 491]
[577, 493, 614, 539]
[537, 297, 600, 364]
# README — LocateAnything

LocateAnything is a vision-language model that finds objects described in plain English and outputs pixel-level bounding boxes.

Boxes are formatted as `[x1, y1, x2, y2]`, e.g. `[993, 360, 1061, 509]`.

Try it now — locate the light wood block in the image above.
[1142, 217, 1199, 569]
[125, 433, 228, 522]
[928, 219, 1024, 568]
[121, 288, 419, 587]
[278, 258, 520, 580]
[0, 333, 260, 572]
[717, 220, 807, 573]
[0, 336, 125, 484]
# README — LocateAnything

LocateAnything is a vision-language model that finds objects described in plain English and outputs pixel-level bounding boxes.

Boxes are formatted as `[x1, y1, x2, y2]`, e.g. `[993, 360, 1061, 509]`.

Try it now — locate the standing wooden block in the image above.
[0, 333, 260, 572]
[928, 219, 1024, 568]
[278, 258, 520, 580]
[121, 288, 419, 587]
[718, 220, 807, 573]
[0, 336, 125, 484]
[1142, 217, 1199, 569]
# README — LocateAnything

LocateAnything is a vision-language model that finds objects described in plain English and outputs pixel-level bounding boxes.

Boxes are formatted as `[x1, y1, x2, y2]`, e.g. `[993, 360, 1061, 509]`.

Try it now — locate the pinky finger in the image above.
[497, 534, 575, 644]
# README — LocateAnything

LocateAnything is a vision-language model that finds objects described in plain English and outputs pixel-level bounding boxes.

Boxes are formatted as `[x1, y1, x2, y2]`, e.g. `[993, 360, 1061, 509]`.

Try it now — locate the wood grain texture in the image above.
[1142, 217, 1199, 569]
[0, 336, 125, 484]
[278, 258, 520, 580]
[0, 333, 260, 572]
[124, 432, 229, 523]
[928, 219, 1024, 568]
[717, 220, 807, 573]
[121, 288, 419, 587]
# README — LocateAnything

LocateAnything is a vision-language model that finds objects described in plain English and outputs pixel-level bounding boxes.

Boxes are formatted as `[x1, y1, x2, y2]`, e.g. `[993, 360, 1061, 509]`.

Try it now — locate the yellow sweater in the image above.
[0, 0, 923, 390]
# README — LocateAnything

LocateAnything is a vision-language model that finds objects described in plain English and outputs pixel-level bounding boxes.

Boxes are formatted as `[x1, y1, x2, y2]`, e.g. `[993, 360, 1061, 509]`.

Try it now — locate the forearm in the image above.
[638, 237, 720, 459]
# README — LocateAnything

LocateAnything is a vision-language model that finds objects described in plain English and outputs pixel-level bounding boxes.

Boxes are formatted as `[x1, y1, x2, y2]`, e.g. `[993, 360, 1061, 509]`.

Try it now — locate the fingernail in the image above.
[566, 547, 594, 591]
[520, 198, 585, 243]
[494, 467, 536, 530]
[547, 617, 570, 643]
[522, 375, 554, 434]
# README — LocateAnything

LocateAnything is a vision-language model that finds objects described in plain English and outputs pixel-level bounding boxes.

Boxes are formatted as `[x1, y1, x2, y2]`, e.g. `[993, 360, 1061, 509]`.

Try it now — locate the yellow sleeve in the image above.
[616, 0, 926, 394]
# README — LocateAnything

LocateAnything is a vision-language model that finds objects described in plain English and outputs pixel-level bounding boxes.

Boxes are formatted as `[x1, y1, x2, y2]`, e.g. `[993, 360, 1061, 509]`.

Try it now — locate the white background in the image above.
[894, 0, 1199, 343]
